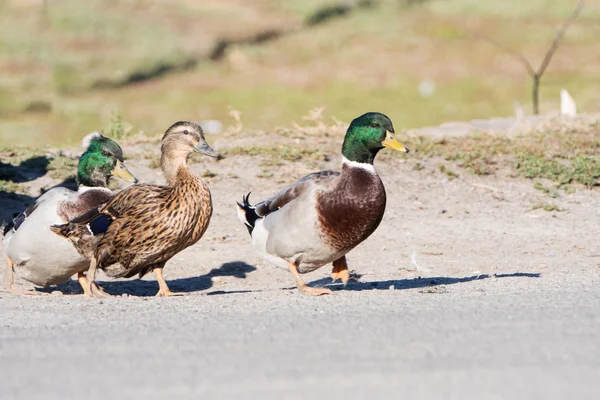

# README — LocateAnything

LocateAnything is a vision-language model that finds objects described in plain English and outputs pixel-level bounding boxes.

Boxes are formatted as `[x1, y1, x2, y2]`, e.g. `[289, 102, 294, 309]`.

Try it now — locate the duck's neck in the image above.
[341, 156, 377, 175]
[77, 170, 109, 189]
[161, 150, 191, 186]
[341, 132, 381, 165]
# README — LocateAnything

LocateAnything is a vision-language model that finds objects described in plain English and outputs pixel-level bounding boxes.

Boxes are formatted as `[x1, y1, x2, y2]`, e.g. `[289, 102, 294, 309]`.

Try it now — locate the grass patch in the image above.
[408, 120, 600, 189]
[3, 0, 600, 145]
[102, 111, 134, 140]
[531, 202, 562, 212]
[47, 155, 77, 180]
[201, 169, 218, 178]
[532, 181, 560, 198]
[0, 180, 27, 194]
[438, 163, 458, 180]
[222, 145, 324, 163]
[0, 146, 47, 164]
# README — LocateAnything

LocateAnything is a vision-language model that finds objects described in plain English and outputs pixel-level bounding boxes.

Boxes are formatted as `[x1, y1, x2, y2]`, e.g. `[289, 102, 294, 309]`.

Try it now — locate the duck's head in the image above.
[341, 112, 409, 165]
[161, 121, 220, 160]
[77, 134, 138, 188]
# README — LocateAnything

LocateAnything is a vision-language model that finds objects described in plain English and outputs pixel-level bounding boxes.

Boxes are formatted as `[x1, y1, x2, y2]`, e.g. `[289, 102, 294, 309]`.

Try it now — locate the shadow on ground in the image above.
[40, 261, 257, 296]
[307, 272, 541, 292]
[193, 272, 542, 296]
[0, 157, 49, 183]
[0, 155, 52, 225]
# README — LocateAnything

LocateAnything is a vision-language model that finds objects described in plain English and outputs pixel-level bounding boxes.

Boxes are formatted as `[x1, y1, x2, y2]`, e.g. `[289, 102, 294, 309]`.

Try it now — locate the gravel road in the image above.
[2, 270, 599, 400]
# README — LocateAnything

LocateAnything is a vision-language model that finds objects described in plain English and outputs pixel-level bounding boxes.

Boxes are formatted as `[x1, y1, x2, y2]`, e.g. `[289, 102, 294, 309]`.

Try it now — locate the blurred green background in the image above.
[0, 0, 598, 145]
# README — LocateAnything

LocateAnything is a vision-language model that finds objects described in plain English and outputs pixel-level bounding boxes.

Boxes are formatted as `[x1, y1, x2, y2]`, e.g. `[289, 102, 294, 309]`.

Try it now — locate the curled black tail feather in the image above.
[236, 192, 261, 235]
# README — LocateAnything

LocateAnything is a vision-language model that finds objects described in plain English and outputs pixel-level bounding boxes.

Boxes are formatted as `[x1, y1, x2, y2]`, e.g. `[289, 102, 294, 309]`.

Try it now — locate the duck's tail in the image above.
[236, 193, 260, 235]
[1, 220, 9, 237]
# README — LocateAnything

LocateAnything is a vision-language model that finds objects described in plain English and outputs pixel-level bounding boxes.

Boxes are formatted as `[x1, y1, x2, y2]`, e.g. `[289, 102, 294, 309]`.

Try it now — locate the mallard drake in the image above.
[236, 112, 409, 295]
[2, 133, 137, 295]
[52, 121, 219, 297]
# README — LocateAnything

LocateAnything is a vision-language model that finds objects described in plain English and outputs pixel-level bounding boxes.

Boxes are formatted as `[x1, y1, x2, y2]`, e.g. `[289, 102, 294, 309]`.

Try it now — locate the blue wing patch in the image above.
[88, 214, 112, 235]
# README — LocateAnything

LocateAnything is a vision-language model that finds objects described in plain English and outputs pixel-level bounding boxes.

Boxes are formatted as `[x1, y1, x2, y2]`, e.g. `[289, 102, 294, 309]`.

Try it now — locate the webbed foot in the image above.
[299, 286, 333, 296]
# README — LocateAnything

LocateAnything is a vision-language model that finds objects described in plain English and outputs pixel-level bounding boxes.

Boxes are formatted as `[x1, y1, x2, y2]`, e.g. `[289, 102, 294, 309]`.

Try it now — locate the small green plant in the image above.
[48, 155, 77, 180]
[533, 181, 560, 198]
[201, 169, 217, 178]
[412, 162, 425, 171]
[256, 167, 274, 179]
[103, 111, 133, 140]
[0, 180, 26, 194]
[222, 145, 322, 163]
[438, 163, 458, 180]
[532, 203, 561, 212]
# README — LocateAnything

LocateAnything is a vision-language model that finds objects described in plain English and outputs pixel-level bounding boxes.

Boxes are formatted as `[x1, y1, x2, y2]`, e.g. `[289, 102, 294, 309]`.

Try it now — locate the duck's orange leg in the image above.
[5, 256, 40, 296]
[331, 256, 350, 285]
[153, 266, 182, 297]
[85, 258, 109, 297]
[287, 261, 333, 296]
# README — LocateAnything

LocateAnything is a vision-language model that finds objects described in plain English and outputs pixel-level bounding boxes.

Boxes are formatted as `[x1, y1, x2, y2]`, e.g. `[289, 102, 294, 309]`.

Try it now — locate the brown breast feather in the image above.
[316, 167, 386, 252]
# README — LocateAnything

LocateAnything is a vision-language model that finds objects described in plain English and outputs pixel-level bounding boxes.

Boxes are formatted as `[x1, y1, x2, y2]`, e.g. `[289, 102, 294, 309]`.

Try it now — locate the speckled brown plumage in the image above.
[52, 121, 219, 296]
[316, 165, 386, 252]
[94, 166, 212, 278]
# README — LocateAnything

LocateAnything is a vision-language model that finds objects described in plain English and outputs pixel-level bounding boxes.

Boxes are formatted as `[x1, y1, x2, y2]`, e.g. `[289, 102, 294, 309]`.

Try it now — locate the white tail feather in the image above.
[236, 203, 249, 226]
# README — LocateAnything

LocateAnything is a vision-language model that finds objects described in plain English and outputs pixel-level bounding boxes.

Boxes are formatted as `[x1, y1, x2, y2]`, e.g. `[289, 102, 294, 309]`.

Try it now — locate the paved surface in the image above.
[1, 272, 599, 400]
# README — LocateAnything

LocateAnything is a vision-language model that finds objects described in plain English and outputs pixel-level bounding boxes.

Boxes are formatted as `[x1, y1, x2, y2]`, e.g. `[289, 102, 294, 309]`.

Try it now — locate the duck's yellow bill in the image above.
[382, 131, 409, 153]
[111, 160, 139, 183]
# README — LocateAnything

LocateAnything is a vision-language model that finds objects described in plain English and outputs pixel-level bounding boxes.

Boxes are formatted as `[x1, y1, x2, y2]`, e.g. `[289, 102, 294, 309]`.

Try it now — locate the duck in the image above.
[51, 121, 219, 297]
[236, 112, 409, 295]
[2, 133, 138, 295]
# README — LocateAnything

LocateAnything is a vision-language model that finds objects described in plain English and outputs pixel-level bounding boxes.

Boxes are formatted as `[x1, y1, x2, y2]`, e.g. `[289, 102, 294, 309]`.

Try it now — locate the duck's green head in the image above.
[77, 134, 138, 188]
[341, 112, 409, 164]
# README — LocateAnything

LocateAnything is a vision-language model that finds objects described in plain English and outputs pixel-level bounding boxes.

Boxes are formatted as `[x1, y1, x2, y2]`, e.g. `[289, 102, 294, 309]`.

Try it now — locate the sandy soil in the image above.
[5, 127, 600, 294]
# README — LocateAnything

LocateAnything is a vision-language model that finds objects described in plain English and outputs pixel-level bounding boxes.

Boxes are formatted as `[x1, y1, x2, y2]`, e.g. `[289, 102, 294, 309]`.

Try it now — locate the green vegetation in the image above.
[0, 180, 26, 194]
[1, 0, 598, 145]
[47, 155, 77, 181]
[101, 111, 134, 140]
[531, 202, 561, 212]
[222, 145, 324, 164]
[201, 169, 218, 178]
[408, 121, 600, 189]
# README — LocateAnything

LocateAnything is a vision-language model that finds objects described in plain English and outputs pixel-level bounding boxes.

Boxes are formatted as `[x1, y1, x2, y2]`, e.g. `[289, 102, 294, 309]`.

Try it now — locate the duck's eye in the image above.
[370, 123, 378, 128]
[183, 130, 189, 135]
[102, 150, 110, 157]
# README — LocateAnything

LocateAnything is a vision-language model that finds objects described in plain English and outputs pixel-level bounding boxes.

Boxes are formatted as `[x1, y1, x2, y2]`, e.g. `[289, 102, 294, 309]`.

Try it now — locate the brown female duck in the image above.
[52, 121, 219, 296]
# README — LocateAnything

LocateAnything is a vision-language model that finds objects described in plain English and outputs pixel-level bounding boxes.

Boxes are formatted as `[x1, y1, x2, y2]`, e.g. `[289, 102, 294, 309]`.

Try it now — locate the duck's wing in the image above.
[254, 170, 340, 217]
[237, 170, 339, 234]
[50, 184, 164, 259]
[69, 184, 164, 230]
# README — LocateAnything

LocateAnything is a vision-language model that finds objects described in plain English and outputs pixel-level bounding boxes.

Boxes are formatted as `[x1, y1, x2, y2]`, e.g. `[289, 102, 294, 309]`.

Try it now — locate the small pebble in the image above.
[121, 293, 129, 298]
[51, 290, 63, 296]
[389, 285, 395, 291]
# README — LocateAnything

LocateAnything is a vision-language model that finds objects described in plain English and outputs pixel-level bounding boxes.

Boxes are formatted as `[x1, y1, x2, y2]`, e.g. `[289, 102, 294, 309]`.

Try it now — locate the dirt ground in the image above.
[2, 122, 600, 399]
[1, 124, 599, 296]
